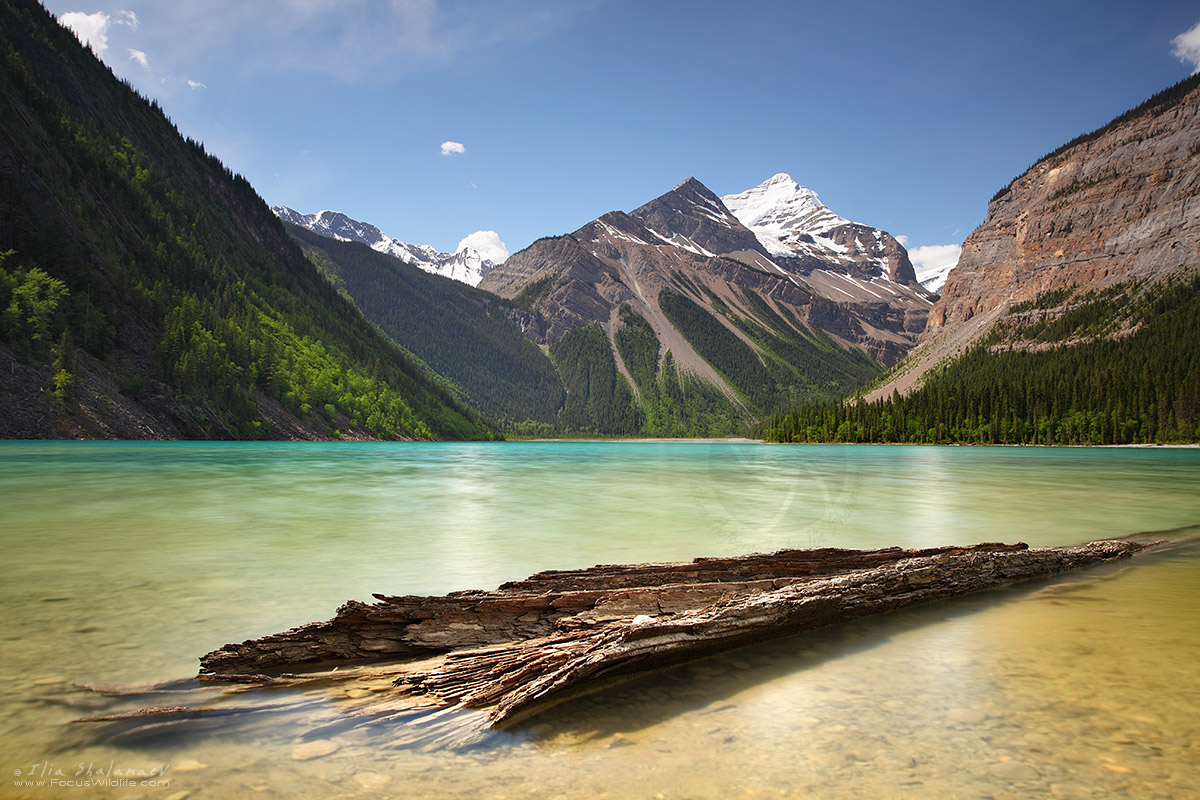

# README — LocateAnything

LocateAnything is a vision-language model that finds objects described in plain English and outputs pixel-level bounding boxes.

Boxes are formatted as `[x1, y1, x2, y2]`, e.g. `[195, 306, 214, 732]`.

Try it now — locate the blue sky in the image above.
[47, 0, 1200, 273]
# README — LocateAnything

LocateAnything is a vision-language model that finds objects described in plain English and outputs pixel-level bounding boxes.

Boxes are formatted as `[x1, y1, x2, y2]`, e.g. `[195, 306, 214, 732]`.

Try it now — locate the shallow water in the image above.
[1, 442, 1198, 798]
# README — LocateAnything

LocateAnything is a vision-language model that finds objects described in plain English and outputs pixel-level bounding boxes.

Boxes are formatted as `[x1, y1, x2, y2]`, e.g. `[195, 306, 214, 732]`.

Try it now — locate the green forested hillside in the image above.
[0, 0, 494, 439]
[761, 272, 1200, 445]
[614, 306, 743, 437]
[658, 289, 880, 415]
[287, 225, 563, 423]
[549, 324, 639, 433]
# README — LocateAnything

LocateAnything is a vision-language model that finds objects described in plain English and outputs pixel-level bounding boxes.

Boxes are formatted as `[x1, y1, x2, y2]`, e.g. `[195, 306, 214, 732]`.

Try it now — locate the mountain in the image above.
[273, 206, 503, 287]
[722, 173, 919, 286]
[0, 0, 495, 441]
[766, 74, 1200, 445]
[867, 73, 1200, 402]
[284, 223, 563, 424]
[479, 176, 928, 435]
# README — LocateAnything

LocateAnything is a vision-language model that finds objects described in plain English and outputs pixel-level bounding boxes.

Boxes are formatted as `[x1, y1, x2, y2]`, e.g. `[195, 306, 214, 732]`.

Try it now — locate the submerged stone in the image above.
[991, 760, 1040, 782]
[291, 740, 340, 761]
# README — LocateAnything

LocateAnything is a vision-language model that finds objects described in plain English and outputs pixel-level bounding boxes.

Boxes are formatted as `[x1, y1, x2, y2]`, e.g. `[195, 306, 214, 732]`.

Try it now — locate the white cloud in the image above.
[128, 48, 149, 69]
[440, 140, 466, 156]
[116, 10, 139, 29]
[59, 11, 110, 55]
[1173, 19, 1200, 74]
[909, 243, 961, 273]
[908, 243, 961, 292]
[895, 234, 909, 247]
[456, 230, 509, 264]
[187, 79, 208, 89]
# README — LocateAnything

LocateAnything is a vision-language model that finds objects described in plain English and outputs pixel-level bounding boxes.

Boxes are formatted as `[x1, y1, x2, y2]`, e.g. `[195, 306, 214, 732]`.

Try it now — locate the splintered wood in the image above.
[196, 539, 1151, 727]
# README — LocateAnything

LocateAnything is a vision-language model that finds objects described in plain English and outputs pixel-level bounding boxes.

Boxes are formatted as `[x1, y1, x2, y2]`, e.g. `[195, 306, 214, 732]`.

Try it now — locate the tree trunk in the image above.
[199, 539, 1151, 727]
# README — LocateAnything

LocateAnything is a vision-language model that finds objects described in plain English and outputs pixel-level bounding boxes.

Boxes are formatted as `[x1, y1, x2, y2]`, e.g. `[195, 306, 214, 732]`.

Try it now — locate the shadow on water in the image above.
[66, 526, 1200, 755]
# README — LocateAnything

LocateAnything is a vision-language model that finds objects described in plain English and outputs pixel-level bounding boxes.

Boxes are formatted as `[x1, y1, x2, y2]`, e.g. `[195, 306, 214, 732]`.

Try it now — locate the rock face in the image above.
[867, 75, 1200, 400]
[929, 76, 1200, 334]
[479, 176, 933, 414]
[632, 177, 768, 258]
[198, 539, 1153, 727]
[273, 207, 502, 286]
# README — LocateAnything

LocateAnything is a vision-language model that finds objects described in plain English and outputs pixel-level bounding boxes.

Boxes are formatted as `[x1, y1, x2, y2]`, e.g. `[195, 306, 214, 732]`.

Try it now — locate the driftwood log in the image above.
[200, 539, 1151, 726]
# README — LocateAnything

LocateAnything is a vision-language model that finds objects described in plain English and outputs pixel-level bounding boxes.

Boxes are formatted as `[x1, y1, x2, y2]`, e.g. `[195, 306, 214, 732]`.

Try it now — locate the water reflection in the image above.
[1, 442, 1198, 799]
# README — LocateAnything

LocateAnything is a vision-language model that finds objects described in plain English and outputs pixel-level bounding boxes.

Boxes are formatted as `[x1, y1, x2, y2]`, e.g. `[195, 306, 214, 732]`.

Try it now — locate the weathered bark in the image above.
[199, 540, 1151, 727]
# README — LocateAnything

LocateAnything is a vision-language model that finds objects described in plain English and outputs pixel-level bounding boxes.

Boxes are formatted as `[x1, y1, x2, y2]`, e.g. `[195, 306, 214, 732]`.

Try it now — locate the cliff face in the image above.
[862, 76, 1200, 403]
[928, 77, 1200, 335]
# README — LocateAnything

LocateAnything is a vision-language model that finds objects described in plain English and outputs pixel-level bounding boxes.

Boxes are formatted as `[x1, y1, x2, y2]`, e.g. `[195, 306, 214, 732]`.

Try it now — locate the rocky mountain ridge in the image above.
[867, 73, 1200, 401]
[272, 206, 501, 286]
[723, 173, 919, 286]
[478, 176, 932, 430]
[484, 176, 932, 358]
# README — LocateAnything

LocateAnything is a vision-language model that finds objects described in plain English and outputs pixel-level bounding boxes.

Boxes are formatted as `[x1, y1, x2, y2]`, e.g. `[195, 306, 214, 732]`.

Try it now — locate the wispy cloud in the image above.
[56, 1, 601, 85]
[440, 141, 466, 156]
[187, 79, 207, 90]
[128, 48, 149, 69]
[1173, 19, 1200, 74]
[59, 11, 111, 55]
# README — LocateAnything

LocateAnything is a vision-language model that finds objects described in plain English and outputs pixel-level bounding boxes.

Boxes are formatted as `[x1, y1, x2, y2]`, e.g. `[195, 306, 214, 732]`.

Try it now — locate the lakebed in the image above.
[2, 441, 1198, 798]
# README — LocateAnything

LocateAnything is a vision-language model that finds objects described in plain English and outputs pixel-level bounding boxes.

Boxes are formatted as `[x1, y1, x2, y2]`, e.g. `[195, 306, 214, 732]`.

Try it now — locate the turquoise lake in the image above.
[1, 441, 1198, 798]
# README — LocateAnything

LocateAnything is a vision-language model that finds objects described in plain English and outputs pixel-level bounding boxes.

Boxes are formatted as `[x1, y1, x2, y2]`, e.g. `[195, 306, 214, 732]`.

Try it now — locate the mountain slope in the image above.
[286, 224, 563, 423]
[0, 0, 494, 440]
[866, 72, 1200, 403]
[274, 206, 501, 286]
[479, 177, 916, 435]
[768, 75, 1200, 445]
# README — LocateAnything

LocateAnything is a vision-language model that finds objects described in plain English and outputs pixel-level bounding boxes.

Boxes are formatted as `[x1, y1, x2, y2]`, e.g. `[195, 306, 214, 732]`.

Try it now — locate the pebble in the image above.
[946, 708, 988, 725]
[171, 758, 208, 772]
[163, 792, 192, 800]
[353, 772, 391, 790]
[291, 739, 341, 761]
[991, 761, 1040, 782]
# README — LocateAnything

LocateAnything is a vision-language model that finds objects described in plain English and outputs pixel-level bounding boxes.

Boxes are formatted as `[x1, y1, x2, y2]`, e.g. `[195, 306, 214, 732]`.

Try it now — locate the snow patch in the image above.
[646, 228, 717, 258]
[274, 205, 498, 286]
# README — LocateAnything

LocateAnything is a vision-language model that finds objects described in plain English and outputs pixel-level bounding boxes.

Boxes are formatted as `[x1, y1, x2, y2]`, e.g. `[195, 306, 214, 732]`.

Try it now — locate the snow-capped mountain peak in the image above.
[272, 206, 504, 286]
[721, 174, 921, 287]
[721, 173, 850, 257]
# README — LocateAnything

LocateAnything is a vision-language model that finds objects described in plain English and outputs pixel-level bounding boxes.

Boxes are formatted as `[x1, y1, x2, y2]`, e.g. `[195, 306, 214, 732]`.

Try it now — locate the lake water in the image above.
[1, 441, 1198, 799]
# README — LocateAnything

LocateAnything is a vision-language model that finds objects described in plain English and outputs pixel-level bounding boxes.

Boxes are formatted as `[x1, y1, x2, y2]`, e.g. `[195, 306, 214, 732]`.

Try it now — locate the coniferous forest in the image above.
[286, 225, 564, 425]
[0, 0, 495, 440]
[760, 273, 1200, 445]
